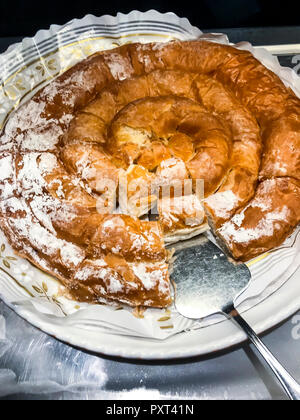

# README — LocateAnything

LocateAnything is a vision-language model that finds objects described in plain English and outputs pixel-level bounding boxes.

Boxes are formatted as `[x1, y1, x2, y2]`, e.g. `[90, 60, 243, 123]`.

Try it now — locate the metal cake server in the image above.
[171, 236, 300, 400]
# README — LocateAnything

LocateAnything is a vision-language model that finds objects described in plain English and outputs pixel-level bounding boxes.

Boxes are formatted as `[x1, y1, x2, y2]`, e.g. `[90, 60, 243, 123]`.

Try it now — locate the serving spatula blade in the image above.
[171, 238, 250, 319]
[171, 236, 300, 400]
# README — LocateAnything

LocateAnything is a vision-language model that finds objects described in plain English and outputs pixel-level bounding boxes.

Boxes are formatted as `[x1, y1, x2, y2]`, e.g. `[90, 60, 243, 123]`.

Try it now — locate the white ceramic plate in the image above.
[0, 10, 299, 359]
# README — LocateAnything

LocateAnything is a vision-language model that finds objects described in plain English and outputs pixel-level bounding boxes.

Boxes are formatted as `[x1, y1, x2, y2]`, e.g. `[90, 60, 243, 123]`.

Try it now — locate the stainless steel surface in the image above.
[0, 32, 300, 400]
[173, 239, 300, 400]
[2, 299, 300, 400]
[230, 309, 300, 401]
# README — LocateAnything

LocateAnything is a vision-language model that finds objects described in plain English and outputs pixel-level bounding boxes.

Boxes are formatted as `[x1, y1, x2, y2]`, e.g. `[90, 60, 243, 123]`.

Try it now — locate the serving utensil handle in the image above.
[228, 307, 300, 400]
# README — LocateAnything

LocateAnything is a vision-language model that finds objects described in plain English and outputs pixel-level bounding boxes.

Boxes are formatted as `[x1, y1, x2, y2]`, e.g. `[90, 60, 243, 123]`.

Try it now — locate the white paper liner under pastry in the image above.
[0, 10, 299, 341]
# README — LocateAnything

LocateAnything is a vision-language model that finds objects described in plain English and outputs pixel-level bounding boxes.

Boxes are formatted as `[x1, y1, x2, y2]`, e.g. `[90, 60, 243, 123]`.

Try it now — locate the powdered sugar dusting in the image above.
[151, 42, 168, 51]
[4, 197, 85, 268]
[74, 259, 124, 294]
[75, 259, 107, 282]
[273, 160, 288, 175]
[155, 157, 188, 187]
[60, 244, 85, 267]
[107, 276, 124, 294]
[20, 123, 63, 152]
[41, 70, 91, 108]
[5, 100, 46, 135]
[0, 149, 86, 271]
[17, 153, 58, 196]
[219, 205, 291, 244]
[159, 194, 205, 229]
[17, 153, 47, 196]
[131, 261, 168, 294]
[0, 154, 14, 180]
[29, 195, 57, 233]
[105, 53, 134, 81]
[38, 153, 59, 174]
[0, 154, 17, 199]
[205, 190, 239, 219]
[3, 100, 63, 152]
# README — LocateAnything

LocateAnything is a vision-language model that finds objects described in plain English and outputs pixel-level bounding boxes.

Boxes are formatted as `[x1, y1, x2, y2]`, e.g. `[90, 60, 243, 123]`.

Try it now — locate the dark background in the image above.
[0, 0, 298, 37]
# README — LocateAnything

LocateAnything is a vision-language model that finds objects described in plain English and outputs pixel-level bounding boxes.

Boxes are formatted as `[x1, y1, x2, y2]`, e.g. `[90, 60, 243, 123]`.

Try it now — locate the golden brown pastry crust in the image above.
[217, 178, 300, 261]
[158, 194, 207, 241]
[1, 40, 300, 307]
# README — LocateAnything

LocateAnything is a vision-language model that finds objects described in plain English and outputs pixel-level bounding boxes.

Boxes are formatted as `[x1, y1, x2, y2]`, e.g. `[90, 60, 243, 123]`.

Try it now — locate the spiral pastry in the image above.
[0, 40, 299, 307]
